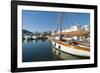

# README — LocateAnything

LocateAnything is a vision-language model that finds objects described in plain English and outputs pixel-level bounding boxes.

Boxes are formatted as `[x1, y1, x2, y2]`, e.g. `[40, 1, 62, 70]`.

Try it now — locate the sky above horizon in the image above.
[22, 10, 90, 33]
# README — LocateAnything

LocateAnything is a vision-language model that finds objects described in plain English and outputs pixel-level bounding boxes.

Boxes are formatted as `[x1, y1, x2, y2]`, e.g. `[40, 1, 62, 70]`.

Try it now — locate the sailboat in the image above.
[51, 13, 90, 59]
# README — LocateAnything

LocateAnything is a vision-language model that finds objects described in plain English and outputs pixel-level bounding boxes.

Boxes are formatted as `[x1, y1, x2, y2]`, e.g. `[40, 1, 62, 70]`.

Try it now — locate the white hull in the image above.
[52, 40, 90, 57]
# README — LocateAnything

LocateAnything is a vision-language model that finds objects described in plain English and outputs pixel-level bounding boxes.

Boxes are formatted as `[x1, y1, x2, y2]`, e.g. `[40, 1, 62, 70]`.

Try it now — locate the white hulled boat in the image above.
[51, 13, 90, 59]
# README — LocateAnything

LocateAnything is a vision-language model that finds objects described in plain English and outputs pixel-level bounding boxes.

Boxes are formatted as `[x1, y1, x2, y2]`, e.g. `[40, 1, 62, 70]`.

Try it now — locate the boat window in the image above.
[58, 46, 61, 49]
[72, 42, 79, 46]
[54, 43, 56, 46]
[64, 42, 68, 44]
[68, 41, 72, 44]
[54, 51, 56, 53]
[85, 36, 87, 38]
[58, 52, 61, 56]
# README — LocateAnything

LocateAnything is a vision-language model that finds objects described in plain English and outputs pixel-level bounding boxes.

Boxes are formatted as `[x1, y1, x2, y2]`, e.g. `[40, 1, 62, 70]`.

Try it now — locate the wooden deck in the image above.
[54, 40, 90, 52]
[57, 30, 90, 36]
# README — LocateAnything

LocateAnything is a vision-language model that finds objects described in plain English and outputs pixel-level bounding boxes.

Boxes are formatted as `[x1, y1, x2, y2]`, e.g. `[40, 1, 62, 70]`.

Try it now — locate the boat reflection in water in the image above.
[22, 39, 61, 62]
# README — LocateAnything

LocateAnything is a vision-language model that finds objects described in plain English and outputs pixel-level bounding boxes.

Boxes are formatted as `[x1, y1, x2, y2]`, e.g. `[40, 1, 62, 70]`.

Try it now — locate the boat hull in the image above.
[52, 40, 90, 58]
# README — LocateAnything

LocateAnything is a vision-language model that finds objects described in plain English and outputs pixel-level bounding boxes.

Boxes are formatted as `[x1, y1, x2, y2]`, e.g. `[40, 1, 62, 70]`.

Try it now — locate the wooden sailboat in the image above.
[51, 13, 90, 59]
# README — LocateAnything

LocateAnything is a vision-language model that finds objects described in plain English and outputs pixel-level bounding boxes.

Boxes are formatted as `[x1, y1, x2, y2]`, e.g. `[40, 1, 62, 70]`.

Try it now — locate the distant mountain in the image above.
[22, 29, 33, 36]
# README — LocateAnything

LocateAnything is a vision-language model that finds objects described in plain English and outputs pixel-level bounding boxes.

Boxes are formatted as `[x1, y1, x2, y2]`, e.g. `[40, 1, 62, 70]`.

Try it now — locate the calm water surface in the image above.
[22, 39, 89, 62]
[22, 39, 61, 62]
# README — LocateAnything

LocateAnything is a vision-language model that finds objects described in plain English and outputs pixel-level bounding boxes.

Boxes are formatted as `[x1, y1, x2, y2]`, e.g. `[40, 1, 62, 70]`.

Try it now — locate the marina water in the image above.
[22, 39, 88, 62]
[22, 39, 61, 62]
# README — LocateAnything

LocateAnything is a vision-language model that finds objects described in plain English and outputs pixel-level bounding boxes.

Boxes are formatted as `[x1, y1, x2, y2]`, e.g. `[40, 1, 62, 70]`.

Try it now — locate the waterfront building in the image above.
[62, 24, 90, 32]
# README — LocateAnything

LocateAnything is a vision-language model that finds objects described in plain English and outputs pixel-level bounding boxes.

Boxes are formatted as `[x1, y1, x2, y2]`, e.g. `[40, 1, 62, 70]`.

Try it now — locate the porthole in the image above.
[54, 51, 56, 53]
[58, 46, 61, 49]
[54, 43, 56, 46]
[58, 52, 61, 56]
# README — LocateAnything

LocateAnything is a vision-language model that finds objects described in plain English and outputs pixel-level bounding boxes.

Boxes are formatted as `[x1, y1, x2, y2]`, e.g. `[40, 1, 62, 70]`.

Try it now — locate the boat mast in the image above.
[58, 13, 63, 40]
[55, 12, 63, 40]
[56, 13, 59, 33]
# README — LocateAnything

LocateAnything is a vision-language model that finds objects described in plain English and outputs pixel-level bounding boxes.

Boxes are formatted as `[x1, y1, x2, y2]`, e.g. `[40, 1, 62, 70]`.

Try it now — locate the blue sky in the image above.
[22, 10, 90, 33]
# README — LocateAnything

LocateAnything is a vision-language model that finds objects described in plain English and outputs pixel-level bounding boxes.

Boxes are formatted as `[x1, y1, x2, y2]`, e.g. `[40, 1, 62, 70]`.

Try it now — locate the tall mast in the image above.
[58, 13, 63, 40]
[56, 13, 59, 33]
[56, 13, 62, 34]
[59, 13, 62, 35]
[55, 12, 63, 40]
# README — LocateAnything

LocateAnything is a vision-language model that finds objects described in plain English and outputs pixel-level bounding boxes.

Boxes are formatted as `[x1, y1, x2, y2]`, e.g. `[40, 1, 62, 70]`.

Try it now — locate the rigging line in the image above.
[75, 13, 89, 25]
[75, 14, 84, 25]
[56, 12, 63, 34]
[63, 13, 74, 31]
[67, 13, 76, 25]
[71, 13, 79, 25]
[64, 13, 74, 29]
[65, 13, 73, 28]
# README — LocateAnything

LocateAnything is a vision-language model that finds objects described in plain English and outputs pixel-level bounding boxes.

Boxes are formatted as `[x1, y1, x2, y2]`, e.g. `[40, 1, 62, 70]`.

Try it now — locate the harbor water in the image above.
[22, 39, 61, 62]
[22, 39, 89, 62]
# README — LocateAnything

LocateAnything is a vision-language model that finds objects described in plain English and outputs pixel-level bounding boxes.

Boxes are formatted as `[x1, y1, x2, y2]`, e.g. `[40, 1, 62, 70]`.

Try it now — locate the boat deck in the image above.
[54, 40, 90, 52]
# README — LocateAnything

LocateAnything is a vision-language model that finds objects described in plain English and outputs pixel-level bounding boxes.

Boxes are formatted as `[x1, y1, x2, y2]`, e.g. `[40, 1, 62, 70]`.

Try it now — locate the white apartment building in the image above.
[82, 25, 90, 31]
[62, 24, 90, 41]
[62, 24, 89, 32]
